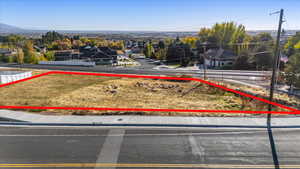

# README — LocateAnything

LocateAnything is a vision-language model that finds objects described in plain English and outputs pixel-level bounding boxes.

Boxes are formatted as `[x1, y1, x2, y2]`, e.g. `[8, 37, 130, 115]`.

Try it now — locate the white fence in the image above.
[112, 61, 140, 66]
[39, 60, 95, 67]
[0, 71, 32, 84]
[112, 56, 140, 66]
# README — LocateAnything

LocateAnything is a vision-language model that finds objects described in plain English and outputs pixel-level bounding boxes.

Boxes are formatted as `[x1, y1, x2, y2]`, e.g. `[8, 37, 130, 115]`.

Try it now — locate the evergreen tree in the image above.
[42, 31, 64, 44]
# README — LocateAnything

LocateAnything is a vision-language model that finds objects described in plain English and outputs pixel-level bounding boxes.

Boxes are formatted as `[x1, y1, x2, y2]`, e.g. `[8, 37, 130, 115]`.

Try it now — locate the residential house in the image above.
[79, 46, 117, 65]
[94, 47, 117, 65]
[203, 48, 236, 68]
[79, 46, 98, 59]
[99, 47, 118, 57]
[54, 50, 80, 61]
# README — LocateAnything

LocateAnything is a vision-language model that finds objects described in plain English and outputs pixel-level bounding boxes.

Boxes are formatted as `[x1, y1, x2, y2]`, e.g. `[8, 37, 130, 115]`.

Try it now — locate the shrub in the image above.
[2, 55, 15, 63]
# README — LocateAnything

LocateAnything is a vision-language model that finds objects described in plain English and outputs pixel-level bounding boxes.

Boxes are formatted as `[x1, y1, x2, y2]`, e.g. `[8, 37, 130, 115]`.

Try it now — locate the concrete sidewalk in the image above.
[0, 110, 299, 127]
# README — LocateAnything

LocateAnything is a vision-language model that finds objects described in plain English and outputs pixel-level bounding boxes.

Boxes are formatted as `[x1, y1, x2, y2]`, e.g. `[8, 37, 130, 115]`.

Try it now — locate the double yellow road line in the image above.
[0, 163, 300, 168]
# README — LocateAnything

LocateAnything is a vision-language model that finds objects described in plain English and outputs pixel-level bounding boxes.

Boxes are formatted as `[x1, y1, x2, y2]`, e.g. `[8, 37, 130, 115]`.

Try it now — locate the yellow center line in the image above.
[0, 163, 300, 168]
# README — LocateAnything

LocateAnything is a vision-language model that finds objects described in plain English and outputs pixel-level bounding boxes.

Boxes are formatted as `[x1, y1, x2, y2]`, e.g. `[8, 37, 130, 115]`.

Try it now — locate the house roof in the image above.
[98, 47, 117, 56]
[93, 51, 110, 58]
[54, 50, 80, 56]
[84, 46, 92, 49]
[205, 48, 236, 60]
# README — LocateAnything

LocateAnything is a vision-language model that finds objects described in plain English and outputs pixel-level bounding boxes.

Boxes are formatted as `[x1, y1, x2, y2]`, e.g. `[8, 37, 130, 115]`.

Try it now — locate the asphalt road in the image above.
[0, 62, 269, 81]
[0, 126, 299, 169]
[134, 58, 158, 69]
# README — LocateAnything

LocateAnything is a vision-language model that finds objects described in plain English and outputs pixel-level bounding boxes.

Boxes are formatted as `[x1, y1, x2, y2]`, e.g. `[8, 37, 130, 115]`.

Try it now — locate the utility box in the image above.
[0, 71, 32, 84]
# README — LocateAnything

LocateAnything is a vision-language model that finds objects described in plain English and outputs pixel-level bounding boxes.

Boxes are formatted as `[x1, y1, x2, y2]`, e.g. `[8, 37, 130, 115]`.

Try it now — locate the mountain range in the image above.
[0, 23, 27, 33]
[0, 23, 299, 37]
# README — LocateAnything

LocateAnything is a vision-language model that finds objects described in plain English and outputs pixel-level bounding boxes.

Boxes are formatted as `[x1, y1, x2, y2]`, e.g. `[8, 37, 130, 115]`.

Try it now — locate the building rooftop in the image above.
[206, 48, 236, 60]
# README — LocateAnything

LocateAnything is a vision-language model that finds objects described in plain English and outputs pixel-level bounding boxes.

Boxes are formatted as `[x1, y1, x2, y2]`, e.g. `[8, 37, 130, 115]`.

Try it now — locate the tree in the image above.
[72, 40, 83, 49]
[249, 44, 273, 70]
[1, 54, 15, 63]
[144, 42, 155, 58]
[49, 38, 72, 50]
[284, 53, 300, 88]
[80, 37, 91, 46]
[229, 24, 247, 54]
[166, 44, 178, 62]
[164, 38, 173, 46]
[0, 54, 11, 63]
[198, 22, 247, 54]
[73, 35, 80, 40]
[16, 48, 24, 64]
[233, 50, 251, 70]
[182, 37, 198, 48]
[7, 55, 15, 63]
[5, 34, 25, 47]
[42, 31, 64, 44]
[294, 41, 300, 50]
[284, 32, 300, 56]
[44, 51, 55, 61]
[23, 41, 38, 64]
[156, 48, 167, 60]
[155, 41, 167, 60]
[180, 44, 192, 66]
[38, 53, 48, 62]
[166, 41, 191, 66]
[109, 40, 125, 50]
[198, 28, 212, 43]
[210, 22, 246, 49]
[0, 54, 4, 62]
[158, 40, 165, 49]
[247, 32, 274, 53]
[252, 32, 273, 42]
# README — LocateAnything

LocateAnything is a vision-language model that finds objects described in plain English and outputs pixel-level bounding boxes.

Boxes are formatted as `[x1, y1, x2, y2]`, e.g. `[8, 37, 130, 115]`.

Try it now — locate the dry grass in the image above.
[222, 81, 300, 110]
[0, 72, 289, 116]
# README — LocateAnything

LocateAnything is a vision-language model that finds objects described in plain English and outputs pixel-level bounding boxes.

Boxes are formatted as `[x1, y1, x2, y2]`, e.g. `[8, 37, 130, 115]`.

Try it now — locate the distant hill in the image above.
[0, 23, 27, 33]
[0, 23, 299, 38]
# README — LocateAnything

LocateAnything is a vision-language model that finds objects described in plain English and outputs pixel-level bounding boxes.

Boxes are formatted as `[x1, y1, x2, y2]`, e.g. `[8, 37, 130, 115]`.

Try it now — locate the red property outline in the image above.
[0, 70, 299, 115]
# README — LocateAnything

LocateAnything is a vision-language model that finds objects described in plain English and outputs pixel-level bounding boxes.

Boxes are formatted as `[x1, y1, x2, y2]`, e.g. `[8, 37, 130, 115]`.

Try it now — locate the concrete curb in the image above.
[0, 122, 269, 128]
[0, 110, 299, 127]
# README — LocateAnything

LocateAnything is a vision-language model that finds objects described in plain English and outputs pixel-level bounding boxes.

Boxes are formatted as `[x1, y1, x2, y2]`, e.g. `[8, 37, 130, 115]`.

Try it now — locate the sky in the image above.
[0, 0, 299, 31]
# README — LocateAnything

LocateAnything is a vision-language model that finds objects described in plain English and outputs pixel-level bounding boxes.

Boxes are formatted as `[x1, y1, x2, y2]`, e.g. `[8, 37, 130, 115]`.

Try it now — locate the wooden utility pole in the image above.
[268, 9, 284, 124]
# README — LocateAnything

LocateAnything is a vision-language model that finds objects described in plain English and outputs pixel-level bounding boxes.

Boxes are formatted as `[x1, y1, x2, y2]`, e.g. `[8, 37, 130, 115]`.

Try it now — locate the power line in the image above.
[282, 14, 294, 31]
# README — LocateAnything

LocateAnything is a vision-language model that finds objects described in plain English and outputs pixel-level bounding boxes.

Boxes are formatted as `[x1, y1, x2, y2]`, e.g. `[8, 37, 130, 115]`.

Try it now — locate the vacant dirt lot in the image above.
[0, 72, 289, 116]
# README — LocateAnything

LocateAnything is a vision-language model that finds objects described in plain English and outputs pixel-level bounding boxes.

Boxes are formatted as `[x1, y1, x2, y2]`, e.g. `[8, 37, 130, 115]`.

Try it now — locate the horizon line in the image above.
[1, 23, 299, 33]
